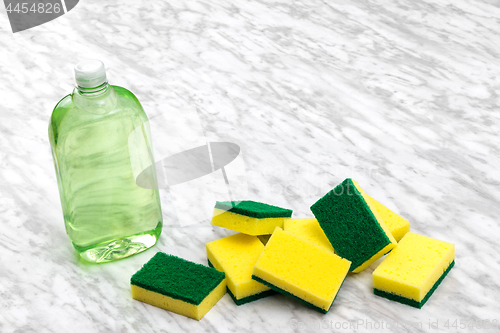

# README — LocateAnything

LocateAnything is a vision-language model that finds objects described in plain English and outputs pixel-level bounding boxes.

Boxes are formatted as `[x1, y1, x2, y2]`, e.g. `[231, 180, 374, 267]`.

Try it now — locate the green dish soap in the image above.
[48, 60, 163, 263]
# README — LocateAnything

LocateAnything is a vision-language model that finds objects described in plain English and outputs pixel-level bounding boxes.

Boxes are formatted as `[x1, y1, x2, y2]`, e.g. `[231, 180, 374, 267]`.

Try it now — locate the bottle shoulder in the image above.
[112, 85, 147, 115]
[112, 85, 136, 98]
[50, 94, 73, 121]
[49, 86, 150, 146]
[48, 94, 73, 145]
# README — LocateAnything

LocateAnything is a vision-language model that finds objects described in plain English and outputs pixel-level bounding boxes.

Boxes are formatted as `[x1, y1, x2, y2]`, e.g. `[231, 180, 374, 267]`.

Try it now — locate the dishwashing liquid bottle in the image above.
[48, 60, 163, 263]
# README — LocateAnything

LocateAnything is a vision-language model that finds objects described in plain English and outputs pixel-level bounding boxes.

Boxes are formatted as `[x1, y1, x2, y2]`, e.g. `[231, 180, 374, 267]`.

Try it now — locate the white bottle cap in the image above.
[74, 59, 107, 88]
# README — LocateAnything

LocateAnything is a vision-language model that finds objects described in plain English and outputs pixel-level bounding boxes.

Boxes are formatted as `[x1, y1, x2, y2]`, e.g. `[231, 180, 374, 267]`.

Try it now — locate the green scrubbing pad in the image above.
[131, 252, 226, 320]
[310, 178, 396, 272]
[214, 201, 293, 218]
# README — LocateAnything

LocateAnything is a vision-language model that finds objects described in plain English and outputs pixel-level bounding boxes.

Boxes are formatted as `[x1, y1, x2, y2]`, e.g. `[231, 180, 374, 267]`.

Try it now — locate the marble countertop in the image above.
[1, 0, 500, 332]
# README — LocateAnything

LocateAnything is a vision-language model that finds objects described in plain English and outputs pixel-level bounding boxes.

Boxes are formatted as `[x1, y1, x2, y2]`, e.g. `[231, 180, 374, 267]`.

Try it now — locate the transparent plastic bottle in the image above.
[48, 60, 163, 263]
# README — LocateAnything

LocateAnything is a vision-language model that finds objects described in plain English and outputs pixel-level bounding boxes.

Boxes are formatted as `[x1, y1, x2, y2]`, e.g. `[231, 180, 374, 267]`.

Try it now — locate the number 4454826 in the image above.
[444, 319, 499, 330]
[6, 2, 62, 14]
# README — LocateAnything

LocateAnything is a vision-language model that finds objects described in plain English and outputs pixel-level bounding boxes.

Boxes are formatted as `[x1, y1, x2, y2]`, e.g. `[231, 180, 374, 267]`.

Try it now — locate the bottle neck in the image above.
[72, 82, 118, 114]
[76, 81, 110, 96]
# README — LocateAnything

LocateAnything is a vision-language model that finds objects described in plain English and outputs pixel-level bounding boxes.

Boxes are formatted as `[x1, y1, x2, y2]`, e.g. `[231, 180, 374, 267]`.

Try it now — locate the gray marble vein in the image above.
[1, 0, 500, 332]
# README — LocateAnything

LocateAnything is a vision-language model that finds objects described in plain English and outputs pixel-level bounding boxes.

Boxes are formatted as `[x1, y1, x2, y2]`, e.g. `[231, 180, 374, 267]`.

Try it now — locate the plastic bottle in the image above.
[48, 60, 163, 263]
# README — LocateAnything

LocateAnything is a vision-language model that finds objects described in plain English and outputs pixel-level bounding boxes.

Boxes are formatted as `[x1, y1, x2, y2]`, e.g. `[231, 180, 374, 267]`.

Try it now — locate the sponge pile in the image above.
[131, 179, 455, 319]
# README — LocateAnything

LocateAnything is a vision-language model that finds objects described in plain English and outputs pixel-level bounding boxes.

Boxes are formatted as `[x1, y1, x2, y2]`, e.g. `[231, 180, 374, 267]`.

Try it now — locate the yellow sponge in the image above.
[211, 201, 293, 236]
[206, 233, 275, 305]
[252, 227, 351, 313]
[283, 218, 334, 253]
[366, 195, 410, 242]
[373, 232, 455, 308]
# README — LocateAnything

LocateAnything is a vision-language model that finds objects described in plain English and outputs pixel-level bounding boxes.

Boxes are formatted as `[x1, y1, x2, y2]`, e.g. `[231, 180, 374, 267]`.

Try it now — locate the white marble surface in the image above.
[1, 0, 500, 332]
